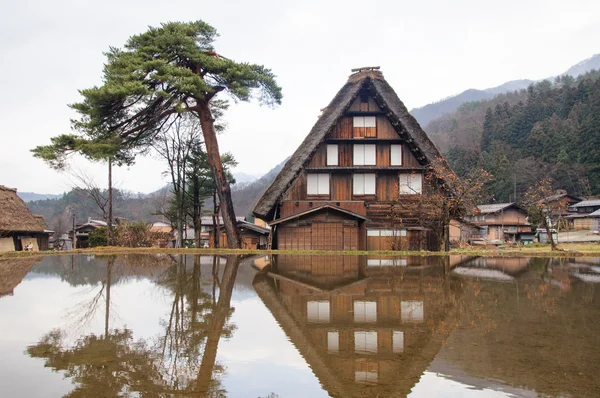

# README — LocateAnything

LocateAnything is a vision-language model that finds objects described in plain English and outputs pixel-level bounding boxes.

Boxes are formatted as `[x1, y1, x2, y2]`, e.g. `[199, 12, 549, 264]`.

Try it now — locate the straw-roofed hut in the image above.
[0, 185, 50, 251]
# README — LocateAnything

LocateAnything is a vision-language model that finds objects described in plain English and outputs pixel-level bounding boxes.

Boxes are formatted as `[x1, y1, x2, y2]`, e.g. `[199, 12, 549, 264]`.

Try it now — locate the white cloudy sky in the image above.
[2, 0, 600, 194]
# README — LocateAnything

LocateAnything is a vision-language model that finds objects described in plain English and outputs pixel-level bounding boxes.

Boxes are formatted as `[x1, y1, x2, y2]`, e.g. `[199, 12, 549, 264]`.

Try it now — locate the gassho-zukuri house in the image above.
[253, 68, 455, 251]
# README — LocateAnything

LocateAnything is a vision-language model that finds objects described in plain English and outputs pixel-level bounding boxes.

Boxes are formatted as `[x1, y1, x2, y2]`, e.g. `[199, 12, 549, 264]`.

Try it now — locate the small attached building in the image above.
[0, 185, 49, 251]
[210, 220, 270, 250]
[253, 68, 456, 251]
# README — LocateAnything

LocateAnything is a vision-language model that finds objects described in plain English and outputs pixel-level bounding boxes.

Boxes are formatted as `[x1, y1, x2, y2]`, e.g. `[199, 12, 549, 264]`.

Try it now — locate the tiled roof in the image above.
[476, 203, 516, 214]
[570, 200, 600, 208]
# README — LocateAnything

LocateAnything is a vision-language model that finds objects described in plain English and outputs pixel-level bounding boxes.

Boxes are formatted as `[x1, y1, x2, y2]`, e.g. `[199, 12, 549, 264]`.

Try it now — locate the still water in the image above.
[1, 254, 599, 397]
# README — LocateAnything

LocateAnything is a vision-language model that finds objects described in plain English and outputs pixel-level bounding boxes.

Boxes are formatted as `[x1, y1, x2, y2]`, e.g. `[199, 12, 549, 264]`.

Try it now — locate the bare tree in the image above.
[153, 117, 202, 248]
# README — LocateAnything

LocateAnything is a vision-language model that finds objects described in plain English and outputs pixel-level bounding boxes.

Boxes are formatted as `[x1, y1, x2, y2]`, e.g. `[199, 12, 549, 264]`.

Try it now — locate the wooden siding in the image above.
[280, 200, 366, 219]
[278, 222, 359, 250]
[376, 115, 398, 139]
[376, 173, 399, 201]
[347, 96, 380, 112]
[331, 173, 351, 200]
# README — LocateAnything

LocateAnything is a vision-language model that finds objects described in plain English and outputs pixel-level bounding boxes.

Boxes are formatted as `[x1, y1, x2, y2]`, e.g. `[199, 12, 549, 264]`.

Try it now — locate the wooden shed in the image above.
[0, 185, 49, 252]
[210, 220, 270, 249]
[253, 68, 456, 251]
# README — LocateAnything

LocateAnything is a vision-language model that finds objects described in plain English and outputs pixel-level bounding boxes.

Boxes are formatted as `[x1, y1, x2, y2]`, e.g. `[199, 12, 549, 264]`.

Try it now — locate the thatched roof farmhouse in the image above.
[0, 185, 50, 251]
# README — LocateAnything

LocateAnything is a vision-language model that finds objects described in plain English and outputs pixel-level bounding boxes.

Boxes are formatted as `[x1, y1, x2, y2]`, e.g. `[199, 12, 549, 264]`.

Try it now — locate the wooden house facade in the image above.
[0, 185, 50, 252]
[253, 69, 455, 251]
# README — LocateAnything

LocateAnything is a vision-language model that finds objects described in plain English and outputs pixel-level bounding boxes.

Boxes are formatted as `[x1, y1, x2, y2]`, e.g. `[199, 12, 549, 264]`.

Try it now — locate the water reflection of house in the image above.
[0, 185, 51, 251]
[451, 257, 531, 282]
[466, 203, 532, 243]
[0, 257, 42, 297]
[431, 262, 600, 397]
[253, 254, 458, 397]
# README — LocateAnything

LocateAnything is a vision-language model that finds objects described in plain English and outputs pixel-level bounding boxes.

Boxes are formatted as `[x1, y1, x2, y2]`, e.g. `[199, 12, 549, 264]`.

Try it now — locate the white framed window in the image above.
[353, 144, 376, 165]
[393, 331, 404, 353]
[354, 331, 378, 354]
[390, 145, 402, 166]
[399, 173, 422, 194]
[307, 301, 330, 323]
[353, 116, 376, 128]
[307, 173, 330, 195]
[327, 144, 338, 166]
[354, 301, 377, 323]
[367, 229, 407, 237]
[353, 173, 376, 195]
[327, 331, 339, 353]
[401, 301, 424, 323]
[355, 371, 378, 384]
[367, 258, 408, 267]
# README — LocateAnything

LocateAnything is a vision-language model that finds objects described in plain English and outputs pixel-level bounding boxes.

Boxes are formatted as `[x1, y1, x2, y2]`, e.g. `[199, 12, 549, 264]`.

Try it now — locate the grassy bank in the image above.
[2, 242, 600, 259]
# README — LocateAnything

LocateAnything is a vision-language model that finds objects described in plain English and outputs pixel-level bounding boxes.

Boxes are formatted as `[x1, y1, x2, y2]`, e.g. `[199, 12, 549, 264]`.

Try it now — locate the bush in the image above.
[88, 227, 108, 247]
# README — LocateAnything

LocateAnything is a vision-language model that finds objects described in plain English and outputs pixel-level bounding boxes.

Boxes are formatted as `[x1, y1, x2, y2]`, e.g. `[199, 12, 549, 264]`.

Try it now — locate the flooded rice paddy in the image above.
[1, 254, 600, 397]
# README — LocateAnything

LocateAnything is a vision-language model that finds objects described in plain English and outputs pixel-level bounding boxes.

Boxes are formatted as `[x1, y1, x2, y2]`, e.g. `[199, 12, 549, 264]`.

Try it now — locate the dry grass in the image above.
[2, 241, 600, 259]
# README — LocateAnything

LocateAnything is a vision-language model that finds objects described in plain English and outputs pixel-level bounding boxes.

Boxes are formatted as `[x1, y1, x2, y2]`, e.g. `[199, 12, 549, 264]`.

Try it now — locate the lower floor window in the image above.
[399, 173, 422, 194]
[353, 173, 376, 195]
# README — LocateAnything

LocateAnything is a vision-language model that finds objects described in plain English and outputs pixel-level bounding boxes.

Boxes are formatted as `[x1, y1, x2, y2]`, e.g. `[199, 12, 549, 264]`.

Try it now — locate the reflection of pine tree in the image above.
[27, 255, 240, 397]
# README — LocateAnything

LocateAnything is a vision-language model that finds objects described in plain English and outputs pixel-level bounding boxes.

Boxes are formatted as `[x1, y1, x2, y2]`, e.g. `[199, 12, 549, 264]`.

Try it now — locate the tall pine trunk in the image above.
[196, 102, 241, 249]
[107, 158, 113, 246]
[212, 191, 219, 248]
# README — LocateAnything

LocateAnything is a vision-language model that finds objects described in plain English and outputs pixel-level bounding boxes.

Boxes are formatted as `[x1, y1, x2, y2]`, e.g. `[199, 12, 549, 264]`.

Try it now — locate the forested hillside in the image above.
[26, 159, 287, 233]
[411, 53, 600, 127]
[425, 70, 600, 202]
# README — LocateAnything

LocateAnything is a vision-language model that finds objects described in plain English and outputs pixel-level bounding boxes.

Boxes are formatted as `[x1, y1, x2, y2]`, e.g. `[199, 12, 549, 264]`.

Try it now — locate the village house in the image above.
[564, 199, 600, 230]
[72, 218, 108, 248]
[0, 185, 51, 251]
[253, 68, 455, 251]
[542, 191, 581, 229]
[466, 203, 532, 243]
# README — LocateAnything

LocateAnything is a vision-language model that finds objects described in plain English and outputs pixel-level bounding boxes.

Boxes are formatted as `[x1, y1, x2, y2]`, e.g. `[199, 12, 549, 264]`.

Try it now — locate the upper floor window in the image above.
[353, 144, 376, 165]
[353, 116, 376, 138]
[307, 173, 329, 195]
[353, 116, 376, 128]
[390, 144, 402, 166]
[399, 173, 422, 194]
[353, 173, 376, 195]
[326, 144, 338, 166]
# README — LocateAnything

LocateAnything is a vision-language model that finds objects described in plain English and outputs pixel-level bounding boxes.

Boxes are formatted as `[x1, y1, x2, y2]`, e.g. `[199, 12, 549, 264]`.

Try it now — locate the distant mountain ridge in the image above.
[411, 53, 600, 126]
[17, 192, 62, 202]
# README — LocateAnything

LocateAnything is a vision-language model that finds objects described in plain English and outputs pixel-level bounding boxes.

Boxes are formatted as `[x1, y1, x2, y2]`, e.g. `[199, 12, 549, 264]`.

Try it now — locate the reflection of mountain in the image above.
[254, 255, 460, 397]
[0, 256, 43, 297]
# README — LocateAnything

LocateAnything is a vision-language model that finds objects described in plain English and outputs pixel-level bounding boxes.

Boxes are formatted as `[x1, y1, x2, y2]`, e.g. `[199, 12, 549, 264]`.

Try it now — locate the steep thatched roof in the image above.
[0, 185, 44, 233]
[253, 69, 450, 220]
[33, 215, 49, 231]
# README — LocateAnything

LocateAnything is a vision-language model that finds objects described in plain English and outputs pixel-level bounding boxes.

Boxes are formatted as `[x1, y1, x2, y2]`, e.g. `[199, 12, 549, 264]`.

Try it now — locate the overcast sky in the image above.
[2, 0, 600, 194]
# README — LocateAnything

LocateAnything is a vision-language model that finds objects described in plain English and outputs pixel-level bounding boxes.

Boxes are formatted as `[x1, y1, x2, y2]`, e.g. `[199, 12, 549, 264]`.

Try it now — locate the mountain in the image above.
[230, 158, 287, 218]
[17, 192, 62, 202]
[410, 53, 600, 126]
[425, 69, 600, 202]
[563, 53, 600, 78]
[233, 172, 258, 184]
